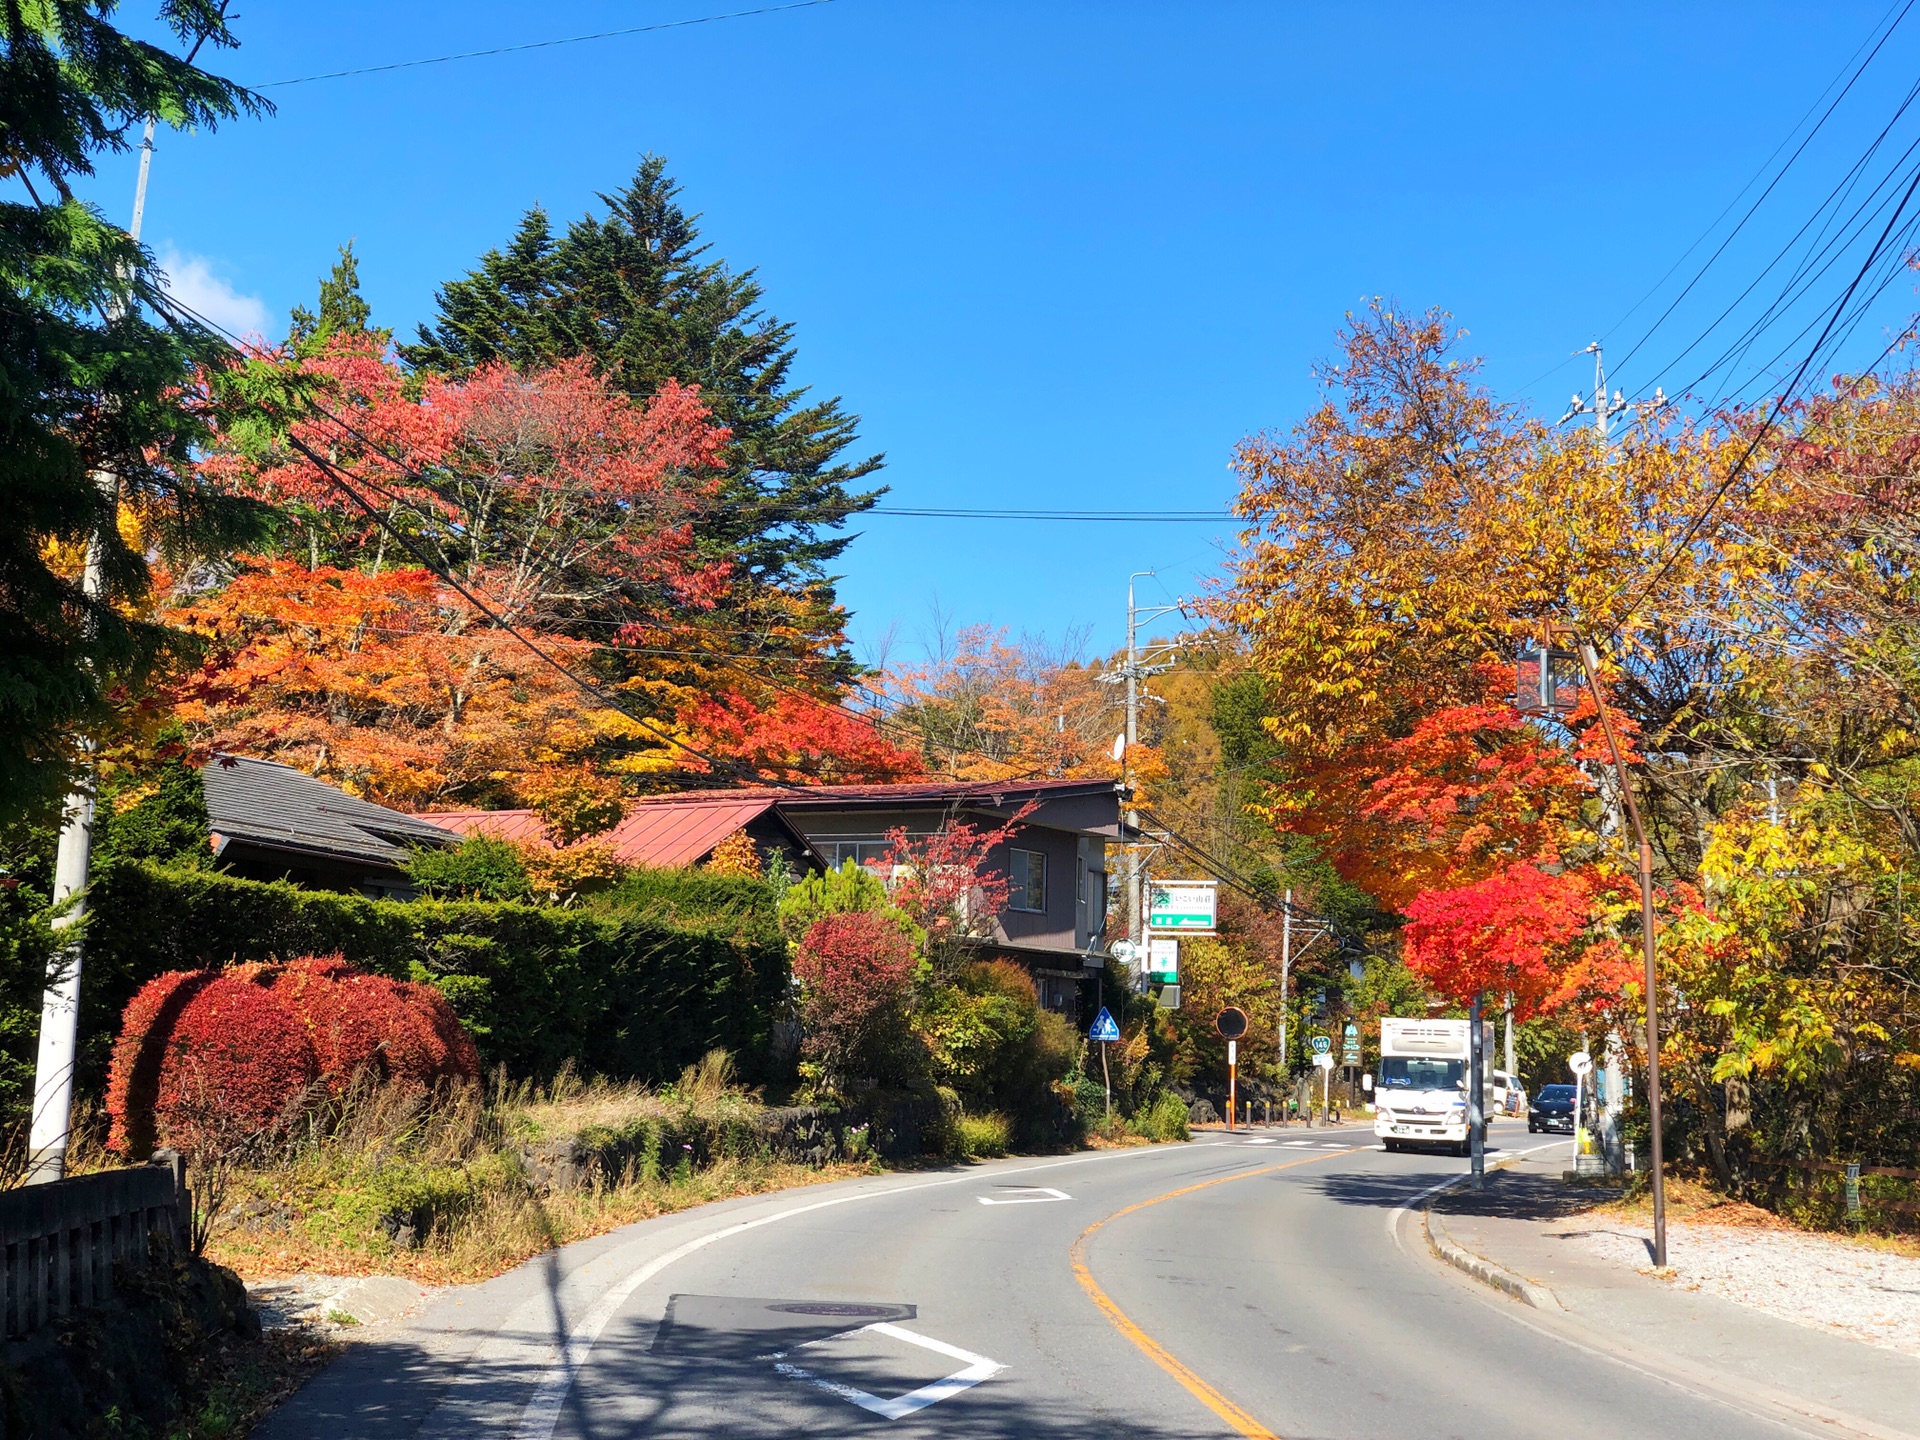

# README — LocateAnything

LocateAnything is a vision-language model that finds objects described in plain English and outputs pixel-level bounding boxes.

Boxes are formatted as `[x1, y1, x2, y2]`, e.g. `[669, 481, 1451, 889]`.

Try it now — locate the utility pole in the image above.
[1469, 993, 1486, 1190]
[1278, 889, 1293, 1079]
[26, 119, 158, 1186]
[1504, 995, 1515, 1084]
[1125, 572, 1143, 956]
[1559, 342, 1666, 440]
[1107, 572, 1187, 977]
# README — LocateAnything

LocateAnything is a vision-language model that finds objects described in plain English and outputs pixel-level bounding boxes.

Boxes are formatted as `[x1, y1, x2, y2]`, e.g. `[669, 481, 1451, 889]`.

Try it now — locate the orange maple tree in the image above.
[184, 334, 920, 807]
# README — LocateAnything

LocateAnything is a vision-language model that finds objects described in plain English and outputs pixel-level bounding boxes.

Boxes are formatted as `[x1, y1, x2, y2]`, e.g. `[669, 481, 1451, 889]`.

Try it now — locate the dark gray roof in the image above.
[202, 755, 456, 871]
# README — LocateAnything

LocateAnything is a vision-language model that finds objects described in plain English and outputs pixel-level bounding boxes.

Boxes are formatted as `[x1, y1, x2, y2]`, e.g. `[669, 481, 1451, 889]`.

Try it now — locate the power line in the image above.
[866, 508, 1232, 523]
[1607, 0, 1917, 382]
[257, 1, 835, 88]
[274, 428, 806, 789]
[1613, 152, 1920, 621]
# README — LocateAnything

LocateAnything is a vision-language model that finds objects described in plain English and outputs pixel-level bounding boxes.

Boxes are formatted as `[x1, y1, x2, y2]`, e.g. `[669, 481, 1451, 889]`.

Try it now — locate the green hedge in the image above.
[22, 860, 788, 1125]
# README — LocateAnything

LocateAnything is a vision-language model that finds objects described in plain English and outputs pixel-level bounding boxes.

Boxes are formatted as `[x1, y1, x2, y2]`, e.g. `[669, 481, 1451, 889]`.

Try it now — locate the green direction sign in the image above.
[1341, 1020, 1360, 1064]
[1148, 880, 1217, 933]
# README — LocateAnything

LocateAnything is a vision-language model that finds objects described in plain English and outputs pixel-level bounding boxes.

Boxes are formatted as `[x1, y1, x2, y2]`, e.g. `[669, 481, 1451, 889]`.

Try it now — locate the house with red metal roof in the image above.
[424, 777, 1126, 1015]
[417, 794, 826, 876]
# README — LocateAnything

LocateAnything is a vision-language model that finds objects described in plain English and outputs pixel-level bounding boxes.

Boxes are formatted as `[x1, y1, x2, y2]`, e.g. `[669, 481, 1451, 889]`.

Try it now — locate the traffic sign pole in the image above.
[1227, 1039, 1237, 1132]
[1215, 1008, 1249, 1133]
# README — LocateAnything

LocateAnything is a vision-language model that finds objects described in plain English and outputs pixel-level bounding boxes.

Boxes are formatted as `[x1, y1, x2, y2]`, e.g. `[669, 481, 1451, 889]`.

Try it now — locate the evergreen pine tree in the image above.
[0, 3, 270, 817]
[288, 240, 386, 348]
[403, 157, 884, 598]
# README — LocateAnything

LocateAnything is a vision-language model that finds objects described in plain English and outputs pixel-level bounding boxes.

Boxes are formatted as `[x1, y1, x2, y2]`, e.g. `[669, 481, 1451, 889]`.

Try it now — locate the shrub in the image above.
[777, 860, 920, 950]
[106, 955, 480, 1158]
[917, 961, 1075, 1139]
[792, 911, 918, 1089]
[59, 859, 788, 1113]
[407, 835, 533, 901]
[954, 1111, 1011, 1159]
[1133, 1090, 1193, 1143]
[703, 829, 762, 879]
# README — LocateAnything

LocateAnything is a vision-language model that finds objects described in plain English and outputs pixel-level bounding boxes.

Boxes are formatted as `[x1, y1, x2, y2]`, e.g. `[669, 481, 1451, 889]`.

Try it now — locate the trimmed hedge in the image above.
[41, 860, 787, 1116]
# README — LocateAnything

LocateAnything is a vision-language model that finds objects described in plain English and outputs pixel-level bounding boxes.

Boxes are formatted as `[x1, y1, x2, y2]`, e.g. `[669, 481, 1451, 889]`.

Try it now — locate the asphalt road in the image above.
[262, 1118, 1835, 1440]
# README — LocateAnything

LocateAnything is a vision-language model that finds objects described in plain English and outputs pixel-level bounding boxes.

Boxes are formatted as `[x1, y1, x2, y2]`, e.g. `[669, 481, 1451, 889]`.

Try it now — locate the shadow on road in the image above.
[256, 1316, 1243, 1439]
[1432, 1168, 1621, 1224]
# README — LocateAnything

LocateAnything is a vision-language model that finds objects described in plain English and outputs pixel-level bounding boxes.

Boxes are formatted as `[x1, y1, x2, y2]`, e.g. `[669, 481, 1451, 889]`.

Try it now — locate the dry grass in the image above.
[199, 1053, 873, 1286]
[1594, 1172, 1920, 1260]
[211, 1155, 869, 1285]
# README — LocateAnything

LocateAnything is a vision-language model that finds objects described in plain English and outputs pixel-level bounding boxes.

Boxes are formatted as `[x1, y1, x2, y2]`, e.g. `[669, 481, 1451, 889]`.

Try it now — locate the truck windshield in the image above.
[1379, 1057, 1465, 1091]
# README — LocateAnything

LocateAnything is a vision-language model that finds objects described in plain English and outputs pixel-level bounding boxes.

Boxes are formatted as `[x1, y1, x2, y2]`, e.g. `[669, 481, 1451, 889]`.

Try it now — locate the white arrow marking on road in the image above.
[771, 1322, 1003, 1419]
[977, 1186, 1070, 1205]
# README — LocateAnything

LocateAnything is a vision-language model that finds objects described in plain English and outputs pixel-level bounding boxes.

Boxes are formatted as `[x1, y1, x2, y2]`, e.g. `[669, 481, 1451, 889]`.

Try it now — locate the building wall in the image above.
[783, 802, 1107, 962]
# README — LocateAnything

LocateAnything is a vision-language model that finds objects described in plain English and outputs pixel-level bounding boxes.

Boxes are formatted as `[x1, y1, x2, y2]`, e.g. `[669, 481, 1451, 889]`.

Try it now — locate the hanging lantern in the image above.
[1515, 643, 1584, 717]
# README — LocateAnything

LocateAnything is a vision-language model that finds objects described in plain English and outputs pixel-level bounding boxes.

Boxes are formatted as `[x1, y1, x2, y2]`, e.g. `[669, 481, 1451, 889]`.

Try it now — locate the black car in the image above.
[1528, 1083, 1577, 1134]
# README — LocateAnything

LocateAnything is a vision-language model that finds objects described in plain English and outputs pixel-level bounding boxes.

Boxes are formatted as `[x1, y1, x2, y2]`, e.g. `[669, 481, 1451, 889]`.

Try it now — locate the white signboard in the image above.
[1147, 937, 1180, 981]
[1313, 1052, 1335, 1071]
[1148, 880, 1217, 933]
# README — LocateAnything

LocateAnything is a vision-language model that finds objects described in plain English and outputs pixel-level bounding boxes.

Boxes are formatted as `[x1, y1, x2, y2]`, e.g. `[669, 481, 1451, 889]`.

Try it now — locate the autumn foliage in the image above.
[791, 911, 919, 1088]
[182, 331, 919, 810]
[107, 955, 479, 1158]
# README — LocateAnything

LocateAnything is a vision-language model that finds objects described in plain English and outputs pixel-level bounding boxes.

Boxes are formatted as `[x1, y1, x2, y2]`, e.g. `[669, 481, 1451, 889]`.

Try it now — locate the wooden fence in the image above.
[1, 1152, 191, 1339]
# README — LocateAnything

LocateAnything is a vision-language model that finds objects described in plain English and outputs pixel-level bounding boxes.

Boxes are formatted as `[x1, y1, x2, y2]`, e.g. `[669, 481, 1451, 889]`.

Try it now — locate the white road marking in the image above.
[1383, 1139, 1569, 1251]
[1281, 1140, 1315, 1148]
[1318, 1143, 1351, 1150]
[771, 1322, 1004, 1420]
[977, 1187, 1070, 1205]
[510, 1142, 1251, 1439]
[1243, 1137, 1277, 1145]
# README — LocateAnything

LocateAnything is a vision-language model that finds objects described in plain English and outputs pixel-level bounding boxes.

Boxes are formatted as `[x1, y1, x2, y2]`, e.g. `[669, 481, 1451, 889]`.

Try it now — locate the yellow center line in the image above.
[1069, 1147, 1353, 1439]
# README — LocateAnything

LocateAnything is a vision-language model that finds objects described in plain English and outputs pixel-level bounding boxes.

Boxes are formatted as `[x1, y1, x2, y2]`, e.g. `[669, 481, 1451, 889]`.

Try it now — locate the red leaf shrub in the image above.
[792, 911, 918, 1087]
[152, 966, 321, 1155]
[107, 954, 481, 1157]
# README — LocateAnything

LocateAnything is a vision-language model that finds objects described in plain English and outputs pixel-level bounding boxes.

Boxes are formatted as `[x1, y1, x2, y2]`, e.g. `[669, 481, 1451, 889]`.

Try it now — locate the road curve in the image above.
[260, 1119, 1831, 1439]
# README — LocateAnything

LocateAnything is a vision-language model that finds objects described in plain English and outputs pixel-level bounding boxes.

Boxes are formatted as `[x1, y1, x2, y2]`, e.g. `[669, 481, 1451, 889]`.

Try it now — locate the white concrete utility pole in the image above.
[1278, 890, 1292, 1073]
[1558, 342, 1666, 440]
[27, 118, 158, 1186]
[1105, 572, 1187, 971]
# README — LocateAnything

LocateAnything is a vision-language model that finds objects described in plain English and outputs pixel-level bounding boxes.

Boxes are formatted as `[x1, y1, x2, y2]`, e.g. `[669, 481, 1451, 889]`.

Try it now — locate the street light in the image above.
[1517, 629, 1670, 1268]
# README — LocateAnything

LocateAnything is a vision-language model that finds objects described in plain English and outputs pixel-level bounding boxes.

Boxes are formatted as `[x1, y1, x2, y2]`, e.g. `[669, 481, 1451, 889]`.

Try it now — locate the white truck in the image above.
[1372, 1017, 1494, 1155]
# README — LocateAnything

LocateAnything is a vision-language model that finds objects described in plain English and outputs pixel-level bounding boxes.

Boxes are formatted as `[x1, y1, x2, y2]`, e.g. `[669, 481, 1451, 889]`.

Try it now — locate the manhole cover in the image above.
[767, 1302, 900, 1318]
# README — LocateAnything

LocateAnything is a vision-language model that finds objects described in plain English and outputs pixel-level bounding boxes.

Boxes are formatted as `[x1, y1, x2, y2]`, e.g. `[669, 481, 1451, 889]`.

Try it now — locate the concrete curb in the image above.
[1423, 1209, 1563, 1311]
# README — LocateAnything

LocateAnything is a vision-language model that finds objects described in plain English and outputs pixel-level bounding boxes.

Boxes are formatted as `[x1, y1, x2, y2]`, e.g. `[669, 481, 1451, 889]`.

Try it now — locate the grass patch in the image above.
[202, 1053, 873, 1286]
[952, 1112, 1011, 1159]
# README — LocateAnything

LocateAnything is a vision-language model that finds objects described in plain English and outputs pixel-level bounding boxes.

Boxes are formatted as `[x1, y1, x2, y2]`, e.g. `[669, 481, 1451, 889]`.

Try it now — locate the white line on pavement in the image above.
[770, 1321, 1004, 1420]
[977, 1187, 1070, 1205]
[509, 1141, 1276, 1440]
[1383, 1139, 1570, 1252]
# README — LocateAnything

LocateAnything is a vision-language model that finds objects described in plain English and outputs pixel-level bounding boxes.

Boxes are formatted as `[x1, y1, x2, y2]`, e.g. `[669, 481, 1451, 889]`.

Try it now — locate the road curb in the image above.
[1423, 1208, 1563, 1311]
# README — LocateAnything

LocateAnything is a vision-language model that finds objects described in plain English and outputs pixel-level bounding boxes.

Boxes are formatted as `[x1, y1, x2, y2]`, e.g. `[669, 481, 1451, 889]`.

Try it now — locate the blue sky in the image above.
[79, 1, 1920, 662]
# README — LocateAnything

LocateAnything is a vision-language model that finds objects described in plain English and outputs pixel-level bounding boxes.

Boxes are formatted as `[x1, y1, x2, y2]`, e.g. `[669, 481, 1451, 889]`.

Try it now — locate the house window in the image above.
[1008, 848, 1046, 912]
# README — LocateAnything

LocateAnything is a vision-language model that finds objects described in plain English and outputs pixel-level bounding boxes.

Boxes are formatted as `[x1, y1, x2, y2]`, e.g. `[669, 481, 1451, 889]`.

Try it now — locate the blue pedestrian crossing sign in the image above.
[1089, 1007, 1121, 1042]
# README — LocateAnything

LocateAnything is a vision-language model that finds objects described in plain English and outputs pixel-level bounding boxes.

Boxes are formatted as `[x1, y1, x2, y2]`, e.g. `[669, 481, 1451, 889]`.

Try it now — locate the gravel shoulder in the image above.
[1580, 1219, 1920, 1357]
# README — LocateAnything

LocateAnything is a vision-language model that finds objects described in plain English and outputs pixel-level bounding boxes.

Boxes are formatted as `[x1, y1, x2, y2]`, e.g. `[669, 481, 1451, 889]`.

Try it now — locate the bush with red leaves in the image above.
[107, 954, 481, 1157]
[792, 911, 918, 1089]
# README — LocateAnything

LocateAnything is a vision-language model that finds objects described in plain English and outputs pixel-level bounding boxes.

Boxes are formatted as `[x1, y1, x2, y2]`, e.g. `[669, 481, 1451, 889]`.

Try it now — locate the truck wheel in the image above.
[1383, 1139, 1400, 1153]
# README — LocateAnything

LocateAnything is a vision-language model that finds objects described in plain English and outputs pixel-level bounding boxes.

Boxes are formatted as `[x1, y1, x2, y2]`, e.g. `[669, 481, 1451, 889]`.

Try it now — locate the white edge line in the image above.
[1384, 1140, 1570, 1253]
[510, 1141, 1249, 1439]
